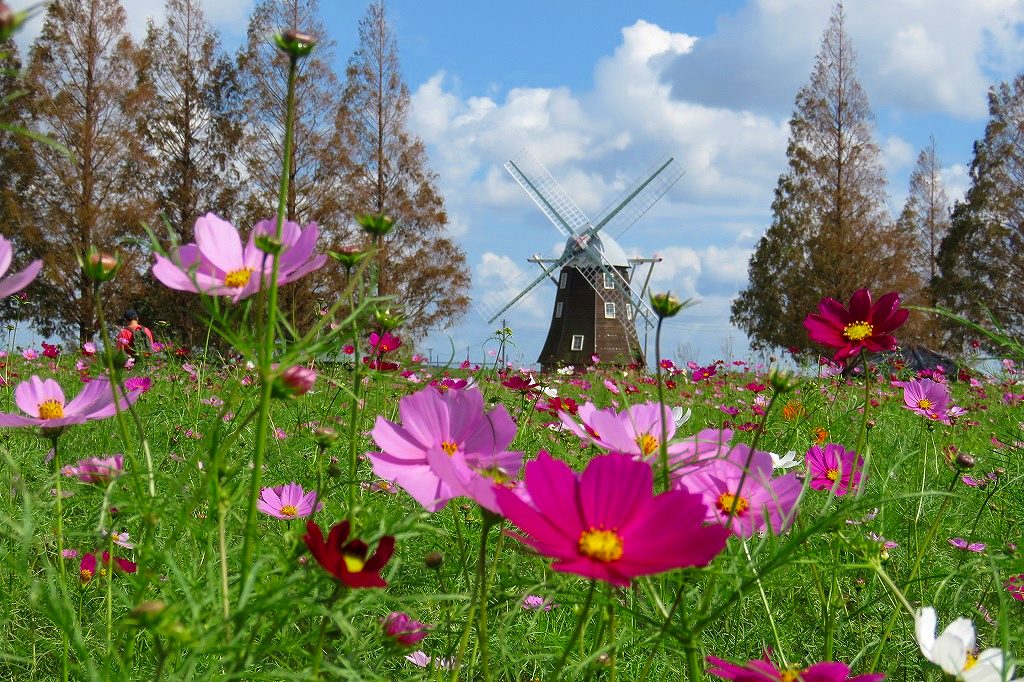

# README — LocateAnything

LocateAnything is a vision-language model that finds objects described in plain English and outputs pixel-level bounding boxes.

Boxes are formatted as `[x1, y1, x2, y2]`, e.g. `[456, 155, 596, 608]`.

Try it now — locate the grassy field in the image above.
[0, 343, 1020, 681]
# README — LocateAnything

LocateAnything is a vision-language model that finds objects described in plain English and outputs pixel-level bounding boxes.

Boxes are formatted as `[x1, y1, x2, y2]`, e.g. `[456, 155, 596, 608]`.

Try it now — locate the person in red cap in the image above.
[117, 309, 154, 357]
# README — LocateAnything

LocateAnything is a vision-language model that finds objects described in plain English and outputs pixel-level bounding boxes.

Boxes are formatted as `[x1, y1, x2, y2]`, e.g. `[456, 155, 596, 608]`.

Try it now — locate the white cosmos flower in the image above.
[671, 406, 692, 427]
[556, 365, 574, 375]
[915, 607, 1021, 681]
[767, 450, 800, 471]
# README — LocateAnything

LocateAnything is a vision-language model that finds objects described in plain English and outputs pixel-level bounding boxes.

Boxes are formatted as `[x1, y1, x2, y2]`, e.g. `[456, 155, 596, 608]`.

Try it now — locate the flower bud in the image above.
[253, 233, 283, 255]
[313, 426, 338, 448]
[277, 365, 316, 397]
[649, 292, 695, 319]
[80, 247, 120, 282]
[424, 551, 443, 570]
[373, 308, 403, 332]
[275, 28, 316, 58]
[767, 367, 799, 393]
[130, 600, 167, 627]
[955, 453, 976, 469]
[357, 213, 395, 238]
[330, 245, 366, 270]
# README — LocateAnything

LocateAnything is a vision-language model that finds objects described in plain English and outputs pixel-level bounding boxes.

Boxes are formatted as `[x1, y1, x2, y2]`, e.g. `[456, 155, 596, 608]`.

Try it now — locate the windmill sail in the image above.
[505, 150, 590, 238]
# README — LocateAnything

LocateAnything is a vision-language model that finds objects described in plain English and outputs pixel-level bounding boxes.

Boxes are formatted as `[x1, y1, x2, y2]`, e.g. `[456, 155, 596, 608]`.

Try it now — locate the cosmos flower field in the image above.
[1, 31, 1022, 682]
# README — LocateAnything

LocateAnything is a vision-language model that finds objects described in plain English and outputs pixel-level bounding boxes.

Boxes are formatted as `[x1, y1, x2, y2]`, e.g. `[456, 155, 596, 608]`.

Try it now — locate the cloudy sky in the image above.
[24, 0, 1024, 364]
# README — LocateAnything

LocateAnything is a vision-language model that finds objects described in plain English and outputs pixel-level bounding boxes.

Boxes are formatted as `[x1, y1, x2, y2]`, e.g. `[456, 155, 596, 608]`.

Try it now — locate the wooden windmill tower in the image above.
[486, 151, 683, 371]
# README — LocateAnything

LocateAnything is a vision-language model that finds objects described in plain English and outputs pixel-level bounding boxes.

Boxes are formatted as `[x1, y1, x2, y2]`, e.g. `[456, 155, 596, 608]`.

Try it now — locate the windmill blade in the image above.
[573, 253, 657, 331]
[505, 149, 591, 238]
[483, 247, 581, 324]
[592, 155, 685, 239]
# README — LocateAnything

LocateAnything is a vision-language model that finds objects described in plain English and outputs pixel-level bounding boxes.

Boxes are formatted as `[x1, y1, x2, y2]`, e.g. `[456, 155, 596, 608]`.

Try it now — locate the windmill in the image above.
[484, 150, 684, 371]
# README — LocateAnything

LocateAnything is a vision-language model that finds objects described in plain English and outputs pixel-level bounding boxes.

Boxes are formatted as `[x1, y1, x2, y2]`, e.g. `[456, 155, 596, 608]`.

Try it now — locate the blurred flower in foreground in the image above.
[0, 235, 42, 299]
[62, 455, 124, 483]
[706, 653, 884, 681]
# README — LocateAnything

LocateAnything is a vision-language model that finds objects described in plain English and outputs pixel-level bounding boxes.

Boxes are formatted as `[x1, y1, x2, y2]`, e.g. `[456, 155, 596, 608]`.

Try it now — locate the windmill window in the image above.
[559, 272, 568, 289]
[555, 302, 563, 318]
[570, 335, 584, 351]
[604, 302, 617, 319]
[602, 272, 615, 289]
[626, 303, 634, 320]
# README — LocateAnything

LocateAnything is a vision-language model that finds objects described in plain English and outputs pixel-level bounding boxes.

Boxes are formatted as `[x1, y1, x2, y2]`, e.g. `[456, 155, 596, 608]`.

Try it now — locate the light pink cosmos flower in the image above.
[405, 651, 453, 669]
[151, 213, 326, 302]
[0, 235, 42, 299]
[256, 482, 322, 519]
[0, 376, 139, 431]
[948, 538, 986, 553]
[901, 378, 950, 419]
[495, 452, 730, 587]
[21, 348, 37, 360]
[369, 385, 520, 512]
[672, 436, 802, 538]
[62, 455, 124, 483]
[558, 401, 691, 458]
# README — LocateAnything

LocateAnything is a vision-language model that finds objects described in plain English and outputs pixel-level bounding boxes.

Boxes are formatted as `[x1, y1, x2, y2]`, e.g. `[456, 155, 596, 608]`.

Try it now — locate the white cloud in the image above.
[884, 135, 916, 171]
[475, 252, 546, 322]
[940, 163, 970, 204]
[664, 0, 1024, 120]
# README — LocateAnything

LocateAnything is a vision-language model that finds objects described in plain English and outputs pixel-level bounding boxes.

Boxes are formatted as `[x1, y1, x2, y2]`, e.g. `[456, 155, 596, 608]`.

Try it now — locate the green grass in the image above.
[0, 351, 1021, 681]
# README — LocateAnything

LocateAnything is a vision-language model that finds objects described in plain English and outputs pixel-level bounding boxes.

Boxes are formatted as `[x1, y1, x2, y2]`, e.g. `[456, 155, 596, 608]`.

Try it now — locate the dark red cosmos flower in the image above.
[303, 520, 395, 588]
[501, 375, 539, 393]
[803, 289, 908, 362]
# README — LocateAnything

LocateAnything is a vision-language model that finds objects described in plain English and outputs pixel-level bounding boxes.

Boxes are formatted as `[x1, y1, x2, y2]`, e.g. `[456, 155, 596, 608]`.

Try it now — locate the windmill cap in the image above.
[562, 232, 630, 267]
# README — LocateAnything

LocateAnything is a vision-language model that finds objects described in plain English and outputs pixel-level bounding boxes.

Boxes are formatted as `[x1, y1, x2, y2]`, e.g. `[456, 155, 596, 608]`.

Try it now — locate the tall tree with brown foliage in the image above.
[235, 0, 348, 328]
[335, 1, 469, 339]
[935, 75, 1024, 348]
[896, 136, 950, 346]
[22, 0, 154, 343]
[138, 0, 244, 345]
[731, 3, 917, 355]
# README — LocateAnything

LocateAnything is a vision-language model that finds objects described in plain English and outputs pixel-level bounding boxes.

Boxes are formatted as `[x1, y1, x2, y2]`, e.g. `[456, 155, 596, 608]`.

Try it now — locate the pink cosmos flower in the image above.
[803, 289, 908, 362]
[101, 551, 137, 574]
[382, 612, 432, 646]
[1005, 574, 1024, 602]
[806, 444, 864, 496]
[948, 538, 986, 553]
[256, 482, 322, 519]
[123, 377, 152, 393]
[151, 213, 326, 302]
[79, 553, 97, 584]
[521, 595, 555, 611]
[62, 455, 124, 483]
[558, 401, 690, 458]
[901, 378, 950, 419]
[368, 331, 401, 354]
[0, 376, 139, 430]
[494, 452, 730, 587]
[707, 654, 885, 681]
[21, 348, 37, 360]
[0, 235, 42, 299]
[369, 386, 520, 512]
[673, 437, 802, 538]
[405, 651, 453, 669]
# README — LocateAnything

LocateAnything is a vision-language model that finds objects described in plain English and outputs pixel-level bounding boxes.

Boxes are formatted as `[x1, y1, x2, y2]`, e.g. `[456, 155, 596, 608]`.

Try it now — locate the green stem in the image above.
[105, 532, 114, 654]
[51, 434, 69, 682]
[654, 317, 669, 491]
[550, 581, 597, 681]
[239, 48, 300, 593]
[451, 512, 496, 682]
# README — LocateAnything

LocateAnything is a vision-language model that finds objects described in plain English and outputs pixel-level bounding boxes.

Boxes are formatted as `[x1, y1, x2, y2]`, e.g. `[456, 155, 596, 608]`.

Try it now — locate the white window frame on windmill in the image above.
[570, 334, 584, 351]
[604, 302, 617, 319]
[559, 271, 568, 289]
[555, 302, 563, 318]
[602, 272, 615, 289]
[626, 303, 634, 320]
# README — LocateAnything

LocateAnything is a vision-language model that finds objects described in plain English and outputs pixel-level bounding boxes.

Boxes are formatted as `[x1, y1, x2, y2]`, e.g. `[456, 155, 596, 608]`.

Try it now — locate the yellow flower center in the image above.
[38, 399, 65, 420]
[965, 652, 978, 670]
[279, 505, 298, 518]
[916, 398, 932, 410]
[636, 433, 659, 456]
[80, 569, 93, 583]
[224, 267, 254, 288]
[578, 528, 623, 562]
[826, 468, 840, 482]
[441, 440, 458, 456]
[842, 321, 874, 341]
[779, 671, 801, 682]
[716, 492, 750, 516]
[342, 553, 365, 573]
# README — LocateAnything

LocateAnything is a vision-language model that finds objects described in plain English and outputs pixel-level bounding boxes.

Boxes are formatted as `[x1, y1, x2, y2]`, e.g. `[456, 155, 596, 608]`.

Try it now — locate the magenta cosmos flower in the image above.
[257, 482, 322, 519]
[803, 289, 908, 362]
[806, 443, 864, 496]
[559, 401, 689, 458]
[707, 654, 885, 681]
[900, 378, 949, 419]
[673, 435, 802, 538]
[151, 213, 326, 302]
[0, 376, 139, 430]
[494, 452, 730, 587]
[369, 385, 521, 512]
[0, 235, 42, 299]
[382, 612, 432, 647]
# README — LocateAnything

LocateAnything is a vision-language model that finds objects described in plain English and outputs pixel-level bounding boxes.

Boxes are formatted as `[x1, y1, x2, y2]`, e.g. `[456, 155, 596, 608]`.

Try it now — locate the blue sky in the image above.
[25, 1, 1024, 364]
